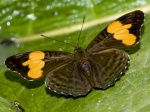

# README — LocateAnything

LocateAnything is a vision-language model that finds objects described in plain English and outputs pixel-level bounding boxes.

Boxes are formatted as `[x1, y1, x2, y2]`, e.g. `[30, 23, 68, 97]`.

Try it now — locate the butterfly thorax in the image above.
[74, 46, 91, 76]
[74, 46, 88, 59]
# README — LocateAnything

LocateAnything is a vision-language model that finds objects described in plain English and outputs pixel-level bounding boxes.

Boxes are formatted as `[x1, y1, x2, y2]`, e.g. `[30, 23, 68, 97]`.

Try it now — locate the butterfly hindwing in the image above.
[90, 48, 129, 89]
[45, 59, 92, 97]
[86, 10, 144, 52]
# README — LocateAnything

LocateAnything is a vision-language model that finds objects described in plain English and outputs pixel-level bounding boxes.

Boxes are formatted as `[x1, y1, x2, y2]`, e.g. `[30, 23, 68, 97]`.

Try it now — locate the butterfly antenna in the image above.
[41, 35, 75, 48]
[77, 15, 85, 46]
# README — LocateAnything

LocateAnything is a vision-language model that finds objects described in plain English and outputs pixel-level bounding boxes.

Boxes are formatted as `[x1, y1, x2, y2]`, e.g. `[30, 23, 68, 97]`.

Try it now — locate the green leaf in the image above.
[1, 0, 150, 112]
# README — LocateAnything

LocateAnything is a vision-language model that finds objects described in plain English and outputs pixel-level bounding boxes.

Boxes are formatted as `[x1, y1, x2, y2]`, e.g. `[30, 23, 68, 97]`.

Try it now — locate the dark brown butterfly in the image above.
[5, 10, 144, 97]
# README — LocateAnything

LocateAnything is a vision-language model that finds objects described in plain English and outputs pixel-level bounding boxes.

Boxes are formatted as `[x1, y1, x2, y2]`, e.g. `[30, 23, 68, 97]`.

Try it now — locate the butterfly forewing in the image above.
[5, 52, 31, 80]
[5, 51, 73, 81]
[86, 10, 144, 51]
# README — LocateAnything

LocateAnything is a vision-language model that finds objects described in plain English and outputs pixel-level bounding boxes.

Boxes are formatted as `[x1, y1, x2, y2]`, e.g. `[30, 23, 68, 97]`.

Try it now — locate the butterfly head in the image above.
[74, 46, 87, 60]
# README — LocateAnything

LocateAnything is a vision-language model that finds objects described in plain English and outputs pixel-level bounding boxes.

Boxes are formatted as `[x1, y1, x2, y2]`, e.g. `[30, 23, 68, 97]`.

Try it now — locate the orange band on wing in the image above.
[22, 51, 45, 79]
[107, 21, 136, 46]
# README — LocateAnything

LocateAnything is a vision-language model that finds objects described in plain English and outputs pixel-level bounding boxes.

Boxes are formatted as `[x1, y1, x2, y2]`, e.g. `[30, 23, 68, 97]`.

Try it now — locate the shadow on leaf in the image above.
[4, 70, 45, 89]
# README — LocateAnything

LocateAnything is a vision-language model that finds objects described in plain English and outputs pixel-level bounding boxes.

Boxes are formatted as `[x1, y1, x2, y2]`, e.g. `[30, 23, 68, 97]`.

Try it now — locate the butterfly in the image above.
[5, 10, 144, 97]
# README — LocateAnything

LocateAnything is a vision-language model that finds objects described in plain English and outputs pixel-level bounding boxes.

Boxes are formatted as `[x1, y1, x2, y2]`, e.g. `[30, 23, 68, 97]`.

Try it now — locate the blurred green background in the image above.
[0, 0, 150, 112]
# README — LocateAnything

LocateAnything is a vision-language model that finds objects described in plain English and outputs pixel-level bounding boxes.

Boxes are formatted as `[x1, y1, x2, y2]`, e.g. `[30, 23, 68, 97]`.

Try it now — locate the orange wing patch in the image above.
[22, 51, 45, 79]
[107, 21, 136, 46]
